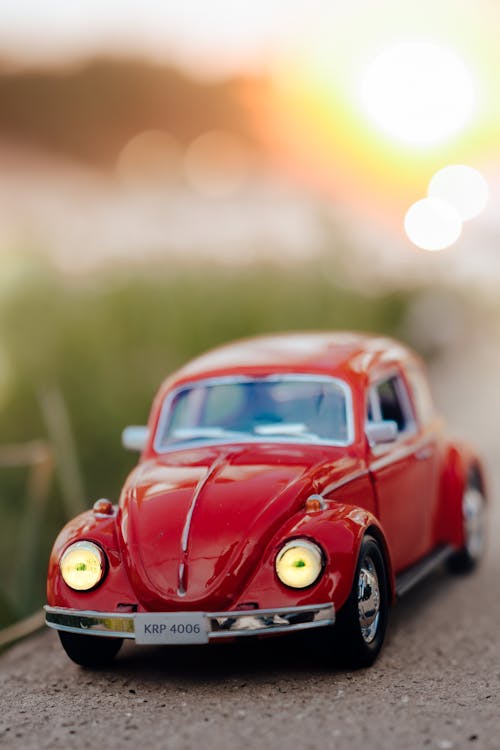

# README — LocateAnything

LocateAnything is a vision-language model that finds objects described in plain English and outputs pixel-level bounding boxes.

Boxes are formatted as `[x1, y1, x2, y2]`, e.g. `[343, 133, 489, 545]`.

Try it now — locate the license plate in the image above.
[135, 612, 209, 645]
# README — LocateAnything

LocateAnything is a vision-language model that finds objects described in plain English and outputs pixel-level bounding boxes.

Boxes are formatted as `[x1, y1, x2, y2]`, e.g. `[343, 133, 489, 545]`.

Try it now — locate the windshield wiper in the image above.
[169, 424, 323, 444]
[253, 423, 319, 441]
[169, 427, 247, 442]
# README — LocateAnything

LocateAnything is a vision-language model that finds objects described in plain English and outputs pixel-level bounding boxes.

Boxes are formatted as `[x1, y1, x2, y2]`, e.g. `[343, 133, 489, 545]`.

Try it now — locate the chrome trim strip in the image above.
[369, 434, 436, 472]
[321, 468, 369, 497]
[177, 562, 186, 597]
[44, 602, 335, 641]
[370, 446, 414, 472]
[180, 456, 224, 553]
[45, 607, 136, 639]
[153, 373, 355, 453]
[178, 454, 227, 594]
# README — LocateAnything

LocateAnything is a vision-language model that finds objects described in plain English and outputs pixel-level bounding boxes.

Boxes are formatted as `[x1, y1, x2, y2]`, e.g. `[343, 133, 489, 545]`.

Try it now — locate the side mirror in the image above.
[365, 420, 398, 447]
[122, 426, 149, 452]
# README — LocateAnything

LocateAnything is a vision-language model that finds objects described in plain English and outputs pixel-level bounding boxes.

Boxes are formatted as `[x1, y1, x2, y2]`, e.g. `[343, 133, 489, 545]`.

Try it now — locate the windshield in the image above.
[155, 375, 353, 450]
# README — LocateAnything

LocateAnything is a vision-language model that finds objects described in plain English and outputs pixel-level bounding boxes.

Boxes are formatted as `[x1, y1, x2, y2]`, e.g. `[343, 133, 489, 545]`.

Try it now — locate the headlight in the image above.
[275, 539, 323, 589]
[60, 541, 106, 591]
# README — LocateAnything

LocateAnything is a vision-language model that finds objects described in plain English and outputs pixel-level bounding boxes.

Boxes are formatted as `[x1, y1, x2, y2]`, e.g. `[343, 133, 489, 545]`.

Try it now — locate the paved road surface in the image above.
[1, 337, 499, 750]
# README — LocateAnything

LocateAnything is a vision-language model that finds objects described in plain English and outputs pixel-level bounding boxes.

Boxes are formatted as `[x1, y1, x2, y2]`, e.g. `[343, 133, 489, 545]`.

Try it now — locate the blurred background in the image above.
[0, 0, 499, 634]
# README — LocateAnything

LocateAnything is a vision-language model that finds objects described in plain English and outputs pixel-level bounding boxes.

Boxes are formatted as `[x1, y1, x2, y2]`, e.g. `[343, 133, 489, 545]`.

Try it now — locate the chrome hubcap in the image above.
[463, 487, 485, 561]
[357, 555, 380, 644]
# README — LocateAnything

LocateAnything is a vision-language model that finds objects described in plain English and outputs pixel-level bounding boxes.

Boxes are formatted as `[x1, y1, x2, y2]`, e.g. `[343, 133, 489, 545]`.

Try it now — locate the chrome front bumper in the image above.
[45, 602, 334, 643]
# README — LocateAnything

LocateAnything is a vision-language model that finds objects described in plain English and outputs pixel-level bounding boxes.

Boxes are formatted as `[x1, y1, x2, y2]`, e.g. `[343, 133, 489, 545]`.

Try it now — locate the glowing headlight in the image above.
[275, 540, 323, 589]
[60, 541, 106, 591]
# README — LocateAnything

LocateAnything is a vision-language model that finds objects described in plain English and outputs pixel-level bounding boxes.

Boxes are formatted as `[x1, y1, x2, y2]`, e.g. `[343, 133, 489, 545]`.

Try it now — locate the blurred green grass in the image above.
[0, 255, 411, 628]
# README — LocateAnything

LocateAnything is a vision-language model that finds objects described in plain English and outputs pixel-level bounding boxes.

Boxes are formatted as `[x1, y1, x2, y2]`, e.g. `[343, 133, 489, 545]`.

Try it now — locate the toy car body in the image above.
[45, 333, 486, 668]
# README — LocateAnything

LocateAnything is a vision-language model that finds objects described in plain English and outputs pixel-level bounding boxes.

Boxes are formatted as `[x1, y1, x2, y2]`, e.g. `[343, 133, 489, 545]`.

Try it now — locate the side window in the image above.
[366, 399, 374, 422]
[377, 378, 406, 430]
[370, 374, 415, 434]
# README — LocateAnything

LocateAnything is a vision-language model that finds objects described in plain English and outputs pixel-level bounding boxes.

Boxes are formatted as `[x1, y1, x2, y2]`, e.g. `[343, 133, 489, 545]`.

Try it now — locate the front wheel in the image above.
[58, 631, 123, 668]
[334, 535, 389, 669]
[447, 483, 486, 574]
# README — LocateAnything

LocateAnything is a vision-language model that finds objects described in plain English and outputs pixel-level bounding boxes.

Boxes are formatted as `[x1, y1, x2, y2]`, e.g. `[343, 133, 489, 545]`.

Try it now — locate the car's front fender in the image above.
[235, 503, 394, 613]
[46, 508, 137, 610]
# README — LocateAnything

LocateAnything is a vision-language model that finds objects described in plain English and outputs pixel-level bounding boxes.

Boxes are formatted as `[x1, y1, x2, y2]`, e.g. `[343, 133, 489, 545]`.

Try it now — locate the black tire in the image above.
[447, 482, 486, 574]
[334, 535, 389, 669]
[58, 631, 123, 668]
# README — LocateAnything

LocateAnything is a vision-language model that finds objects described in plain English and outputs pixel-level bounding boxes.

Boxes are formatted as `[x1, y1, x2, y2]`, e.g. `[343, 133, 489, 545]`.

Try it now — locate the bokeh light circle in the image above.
[116, 130, 181, 184]
[428, 165, 489, 220]
[404, 197, 462, 251]
[361, 41, 476, 145]
[184, 130, 250, 198]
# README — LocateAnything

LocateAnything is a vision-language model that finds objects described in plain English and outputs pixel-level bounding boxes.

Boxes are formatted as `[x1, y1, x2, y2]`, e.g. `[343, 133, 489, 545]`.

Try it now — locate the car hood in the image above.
[119, 443, 341, 610]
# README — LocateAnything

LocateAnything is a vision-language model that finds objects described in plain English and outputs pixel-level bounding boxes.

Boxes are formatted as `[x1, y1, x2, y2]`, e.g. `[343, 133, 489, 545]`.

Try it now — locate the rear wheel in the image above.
[448, 483, 486, 574]
[58, 631, 123, 668]
[334, 535, 389, 669]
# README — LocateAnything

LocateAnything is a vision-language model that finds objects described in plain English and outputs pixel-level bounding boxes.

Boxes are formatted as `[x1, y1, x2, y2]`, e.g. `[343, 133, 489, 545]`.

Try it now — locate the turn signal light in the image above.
[93, 498, 114, 515]
[305, 494, 326, 512]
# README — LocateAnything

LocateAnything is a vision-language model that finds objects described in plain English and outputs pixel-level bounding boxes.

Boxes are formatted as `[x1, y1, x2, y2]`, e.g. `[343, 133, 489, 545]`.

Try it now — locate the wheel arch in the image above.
[364, 523, 396, 604]
[47, 509, 136, 610]
[437, 441, 488, 549]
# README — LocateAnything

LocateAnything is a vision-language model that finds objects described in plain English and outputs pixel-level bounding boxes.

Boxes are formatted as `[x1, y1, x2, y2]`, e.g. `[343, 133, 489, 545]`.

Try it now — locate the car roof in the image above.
[161, 332, 418, 392]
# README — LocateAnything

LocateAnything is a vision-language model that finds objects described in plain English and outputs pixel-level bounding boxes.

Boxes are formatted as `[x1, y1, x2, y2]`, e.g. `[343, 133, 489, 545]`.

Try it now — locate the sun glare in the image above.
[428, 164, 489, 220]
[404, 197, 462, 251]
[361, 41, 476, 145]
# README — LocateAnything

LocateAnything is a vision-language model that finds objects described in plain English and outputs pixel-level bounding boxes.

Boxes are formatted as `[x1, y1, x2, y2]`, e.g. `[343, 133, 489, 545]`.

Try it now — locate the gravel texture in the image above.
[1, 336, 499, 750]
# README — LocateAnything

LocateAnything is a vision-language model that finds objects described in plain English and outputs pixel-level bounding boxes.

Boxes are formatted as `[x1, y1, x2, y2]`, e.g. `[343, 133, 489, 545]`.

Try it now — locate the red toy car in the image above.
[45, 333, 486, 668]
